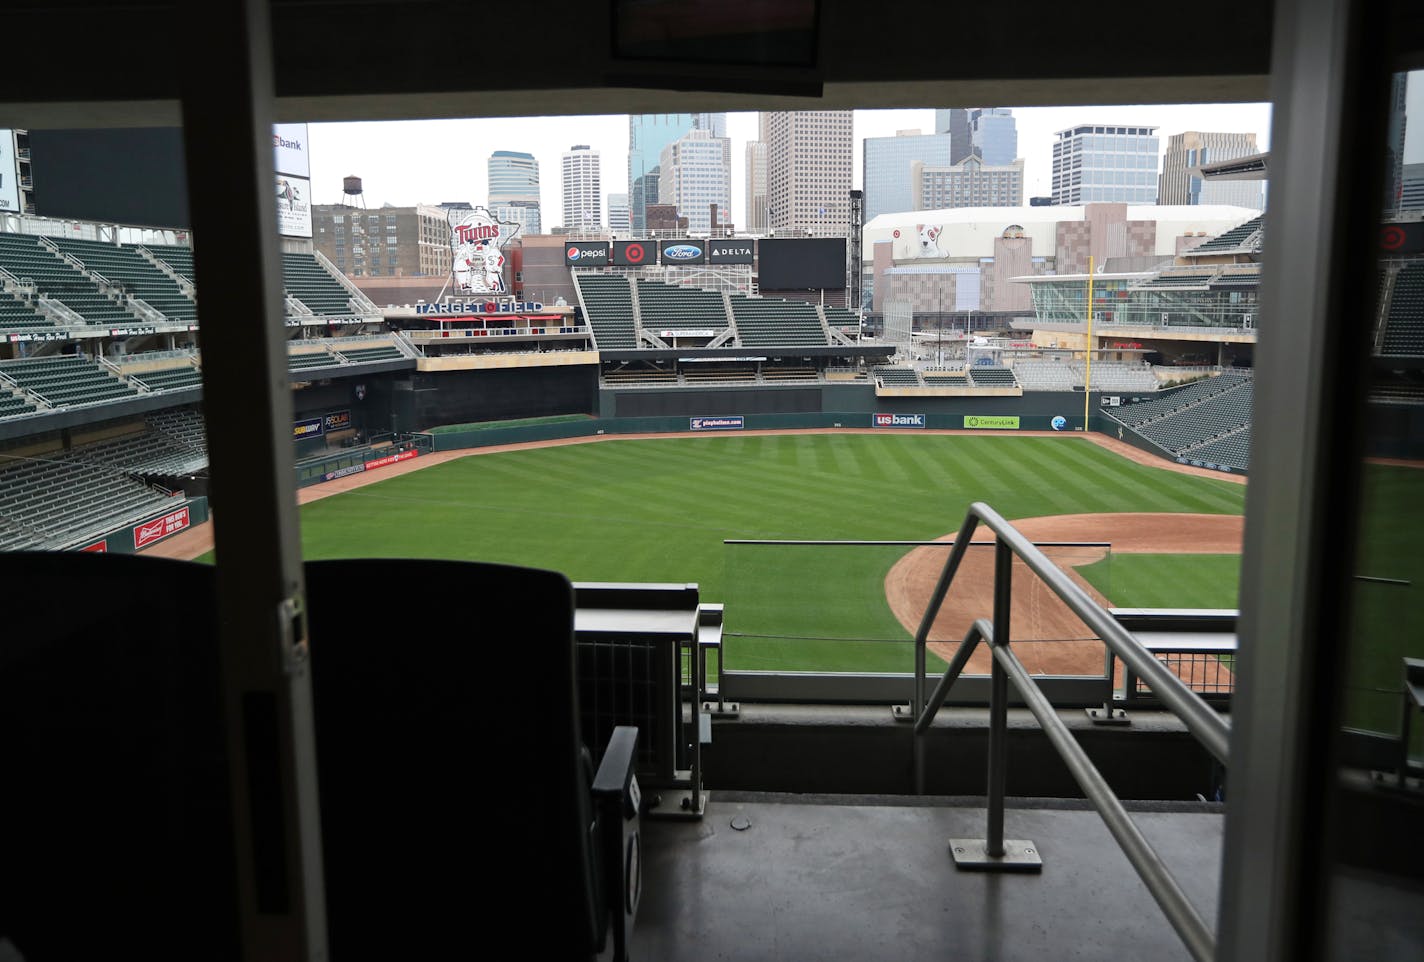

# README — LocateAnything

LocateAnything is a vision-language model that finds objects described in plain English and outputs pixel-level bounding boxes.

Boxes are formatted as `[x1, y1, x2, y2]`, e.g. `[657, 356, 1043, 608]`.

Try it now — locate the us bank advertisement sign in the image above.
[275, 174, 312, 238]
[451, 207, 518, 295]
[0, 130, 19, 212]
[272, 123, 310, 178]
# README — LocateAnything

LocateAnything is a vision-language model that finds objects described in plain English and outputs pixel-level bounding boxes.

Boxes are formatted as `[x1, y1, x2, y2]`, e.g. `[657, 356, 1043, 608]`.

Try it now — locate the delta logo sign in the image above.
[874, 413, 926, 428]
[451, 207, 518, 296]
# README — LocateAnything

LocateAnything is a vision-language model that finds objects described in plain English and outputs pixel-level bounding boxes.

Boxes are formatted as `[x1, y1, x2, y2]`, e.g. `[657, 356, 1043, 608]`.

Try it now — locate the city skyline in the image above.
[306, 104, 1298, 231]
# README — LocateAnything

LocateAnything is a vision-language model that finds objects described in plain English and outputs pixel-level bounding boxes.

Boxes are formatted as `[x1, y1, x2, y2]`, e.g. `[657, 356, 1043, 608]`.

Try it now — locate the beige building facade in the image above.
[312, 203, 452, 278]
[761, 111, 853, 237]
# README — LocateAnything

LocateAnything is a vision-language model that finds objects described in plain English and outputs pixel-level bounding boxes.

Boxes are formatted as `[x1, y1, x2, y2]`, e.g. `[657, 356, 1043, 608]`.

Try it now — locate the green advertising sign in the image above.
[963, 415, 1021, 430]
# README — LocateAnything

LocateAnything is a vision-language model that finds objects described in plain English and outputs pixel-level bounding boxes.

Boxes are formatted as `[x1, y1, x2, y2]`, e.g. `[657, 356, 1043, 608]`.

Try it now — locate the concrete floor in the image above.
[632, 793, 1224, 962]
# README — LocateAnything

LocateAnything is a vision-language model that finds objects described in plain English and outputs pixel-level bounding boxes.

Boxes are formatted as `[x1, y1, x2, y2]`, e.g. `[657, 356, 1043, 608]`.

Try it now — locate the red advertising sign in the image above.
[363, 448, 419, 471]
[133, 506, 191, 549]
[81, 540, 108, 553]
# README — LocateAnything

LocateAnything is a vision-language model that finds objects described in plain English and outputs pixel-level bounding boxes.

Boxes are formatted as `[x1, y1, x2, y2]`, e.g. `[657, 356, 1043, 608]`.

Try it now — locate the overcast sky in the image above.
[303, 80, 1422, 228]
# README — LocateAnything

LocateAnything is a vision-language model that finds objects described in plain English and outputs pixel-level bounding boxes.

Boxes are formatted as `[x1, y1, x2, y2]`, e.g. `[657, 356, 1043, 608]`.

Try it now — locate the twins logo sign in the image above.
[451, 207, 518, 295]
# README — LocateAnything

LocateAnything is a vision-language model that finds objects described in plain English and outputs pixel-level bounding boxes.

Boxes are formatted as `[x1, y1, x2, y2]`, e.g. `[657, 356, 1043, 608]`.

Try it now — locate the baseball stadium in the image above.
[2, 2, 1423, 961]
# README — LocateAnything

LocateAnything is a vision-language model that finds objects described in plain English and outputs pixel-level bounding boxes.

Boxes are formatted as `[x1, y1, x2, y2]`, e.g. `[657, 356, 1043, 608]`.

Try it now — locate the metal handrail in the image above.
[911, 502, 1231, 962]
[912, 502, 1231, 766]
[918, 616, 1216, 961]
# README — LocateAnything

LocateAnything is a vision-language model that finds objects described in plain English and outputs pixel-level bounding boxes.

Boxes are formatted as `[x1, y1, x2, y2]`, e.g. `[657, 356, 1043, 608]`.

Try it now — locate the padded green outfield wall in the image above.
[78, 495, 210, 554]
[425, 408, 1115, 454]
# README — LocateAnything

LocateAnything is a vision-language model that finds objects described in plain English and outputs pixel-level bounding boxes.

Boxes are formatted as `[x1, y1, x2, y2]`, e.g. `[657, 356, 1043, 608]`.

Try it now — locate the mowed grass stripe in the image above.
[296, 434, 1247, 672]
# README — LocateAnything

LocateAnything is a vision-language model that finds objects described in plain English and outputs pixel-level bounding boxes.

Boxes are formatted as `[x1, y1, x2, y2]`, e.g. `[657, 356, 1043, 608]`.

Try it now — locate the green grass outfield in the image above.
[288, 433, 1246, 674]
[1075, 554, 1242, 610]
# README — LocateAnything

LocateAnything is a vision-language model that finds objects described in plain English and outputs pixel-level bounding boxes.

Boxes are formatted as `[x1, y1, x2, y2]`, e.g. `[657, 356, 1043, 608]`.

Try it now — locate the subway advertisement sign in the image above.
[709, 239, 755, 264]
[612, 240, 653, 266]
[564, 242, 610, 266]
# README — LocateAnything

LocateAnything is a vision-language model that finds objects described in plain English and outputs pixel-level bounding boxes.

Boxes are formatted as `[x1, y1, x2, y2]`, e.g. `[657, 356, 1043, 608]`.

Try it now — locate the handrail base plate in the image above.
[948, 838, 1043, 872]
[1086, 707, 1132, 726]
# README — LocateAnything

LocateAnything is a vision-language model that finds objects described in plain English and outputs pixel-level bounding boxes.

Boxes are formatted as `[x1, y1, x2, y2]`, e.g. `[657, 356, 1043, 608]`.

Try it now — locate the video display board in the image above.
[758, 237, 846, 289]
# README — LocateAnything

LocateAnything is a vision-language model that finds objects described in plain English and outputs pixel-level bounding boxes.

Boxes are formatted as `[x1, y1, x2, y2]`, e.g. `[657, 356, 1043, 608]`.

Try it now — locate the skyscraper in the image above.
[913, 156, 1025, 208]
[934, 108, 975, 164]
[1051, 124, 1160, 205]
[745, 141, 768, 231]
[607, 192, 630, 234]
[657, 129, 730, 233]
[487, 149, 542, 235]
[971, 108, 1018, 166]
[1158, 132, 1265, 209]
[560, 144, 601, 230]
[628, 113, 697, 231]
[762, 110, 853, 236]
[693, 112, 728, 138]
[862, 129, 954, 220]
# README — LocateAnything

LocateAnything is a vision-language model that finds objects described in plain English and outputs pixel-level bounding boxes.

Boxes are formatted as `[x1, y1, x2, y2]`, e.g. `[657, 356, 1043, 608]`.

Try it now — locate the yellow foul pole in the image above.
[1084, 255, 1094, 430]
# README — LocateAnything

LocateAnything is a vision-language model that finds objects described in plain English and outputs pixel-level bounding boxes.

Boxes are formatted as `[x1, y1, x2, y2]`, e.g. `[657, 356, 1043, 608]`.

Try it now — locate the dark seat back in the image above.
[0, 553, 605, 961]
[0, 552, 238, 961]
[303, 558, 602, 959]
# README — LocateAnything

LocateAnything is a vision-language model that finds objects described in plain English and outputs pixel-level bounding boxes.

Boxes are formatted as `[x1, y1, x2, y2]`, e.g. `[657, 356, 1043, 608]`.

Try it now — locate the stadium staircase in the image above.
[49, 237, 198, 324]
[573, 273, 638, 350]
[1380, 263, 1424, 357]
[1104, 372, 1254, 471]
[0, 232, 149, 328]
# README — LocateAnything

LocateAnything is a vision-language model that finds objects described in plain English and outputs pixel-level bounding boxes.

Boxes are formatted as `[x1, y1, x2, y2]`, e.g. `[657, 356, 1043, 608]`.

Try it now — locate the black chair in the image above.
[0, 552, 239, 961]
[303, 558, 641, 960]
[0, 553, 640, 962]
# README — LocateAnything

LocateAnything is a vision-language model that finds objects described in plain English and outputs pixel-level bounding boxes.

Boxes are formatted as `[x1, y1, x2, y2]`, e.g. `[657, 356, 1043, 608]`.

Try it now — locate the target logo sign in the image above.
[1382, 225, 1407, 251]
[613, 240, 650, 266]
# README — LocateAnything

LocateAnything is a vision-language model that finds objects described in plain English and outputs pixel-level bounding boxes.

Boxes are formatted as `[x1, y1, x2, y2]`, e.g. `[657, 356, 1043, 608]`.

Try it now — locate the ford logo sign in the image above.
[664, 244, 702, 260]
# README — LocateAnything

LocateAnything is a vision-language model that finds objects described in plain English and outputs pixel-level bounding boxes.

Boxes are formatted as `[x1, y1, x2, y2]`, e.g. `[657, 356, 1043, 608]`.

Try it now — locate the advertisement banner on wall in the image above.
[659, 240, 707, 265]
[365, 448, 419, 471]
[323, 410, 352, 432]
[612, 240, 653, 266]
[873, 413, 925, 428]
[565, 242, 610, 266]
[689, 416, 744, 431]
[963, 415, 1020, 430]
[0, 130, 20, 212]
[293, 417, 324, 440]
[708, 239, 755, 264]
[272, 123, 310, 177]
[275, 174, 312, 238]
[133, 507, 191, 549]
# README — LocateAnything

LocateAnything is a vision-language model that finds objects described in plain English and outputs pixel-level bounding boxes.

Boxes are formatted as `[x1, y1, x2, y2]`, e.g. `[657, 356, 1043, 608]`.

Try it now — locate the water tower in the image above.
[343, 175, 366, 208]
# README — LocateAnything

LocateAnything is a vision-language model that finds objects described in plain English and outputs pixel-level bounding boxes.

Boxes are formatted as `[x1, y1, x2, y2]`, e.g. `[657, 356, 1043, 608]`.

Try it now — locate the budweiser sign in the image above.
[133, 506, 191, 549]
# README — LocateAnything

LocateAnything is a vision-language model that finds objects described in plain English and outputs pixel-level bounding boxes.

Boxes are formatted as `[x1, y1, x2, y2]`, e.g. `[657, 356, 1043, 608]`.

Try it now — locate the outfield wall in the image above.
[426, 407, 1111, 453]
[600, 383, 1097, 424]
[79, 496, 210, 554]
